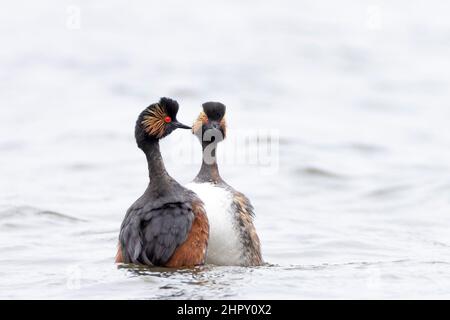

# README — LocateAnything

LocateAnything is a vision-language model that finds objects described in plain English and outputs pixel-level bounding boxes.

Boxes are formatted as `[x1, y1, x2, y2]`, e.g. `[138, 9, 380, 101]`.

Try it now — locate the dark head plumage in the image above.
[192, 101, 227, 143]
[202, 102, 226, 121]
[135, 97, 190, 149]
[159, 97, 180, 119]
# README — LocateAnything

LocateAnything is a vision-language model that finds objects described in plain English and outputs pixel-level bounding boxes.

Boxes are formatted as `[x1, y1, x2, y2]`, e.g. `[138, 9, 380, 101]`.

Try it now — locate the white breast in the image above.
[186, 182, 243, 266]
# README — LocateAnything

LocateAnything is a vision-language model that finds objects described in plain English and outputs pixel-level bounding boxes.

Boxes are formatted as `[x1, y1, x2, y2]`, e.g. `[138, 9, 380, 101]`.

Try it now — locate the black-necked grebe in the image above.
[116, 97, 209, 267]
[186, 102, 263, 266]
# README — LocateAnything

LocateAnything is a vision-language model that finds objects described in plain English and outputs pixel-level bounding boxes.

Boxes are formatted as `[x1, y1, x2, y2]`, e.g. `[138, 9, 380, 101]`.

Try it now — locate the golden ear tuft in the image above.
[192, 112, 208, 134]
[142, 104, 167, 138]
[192, 112, 227, 139]
[220, 117, 227, 139]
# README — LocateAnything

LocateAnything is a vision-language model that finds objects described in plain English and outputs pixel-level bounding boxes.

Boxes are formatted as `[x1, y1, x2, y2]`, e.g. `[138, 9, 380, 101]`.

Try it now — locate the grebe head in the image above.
[135, 97, 191, 148]
[192, 102, 227, 143]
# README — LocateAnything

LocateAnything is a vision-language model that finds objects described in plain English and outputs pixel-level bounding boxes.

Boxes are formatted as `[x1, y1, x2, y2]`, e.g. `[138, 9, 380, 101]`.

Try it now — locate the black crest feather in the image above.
[202, 102, 226, 121]
[159, 97, 179, 118]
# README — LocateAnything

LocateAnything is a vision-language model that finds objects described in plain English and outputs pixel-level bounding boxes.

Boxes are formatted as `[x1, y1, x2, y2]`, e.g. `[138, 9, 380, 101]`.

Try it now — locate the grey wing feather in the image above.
[231, 191, 263, 266]
[119, 202, 194, 266]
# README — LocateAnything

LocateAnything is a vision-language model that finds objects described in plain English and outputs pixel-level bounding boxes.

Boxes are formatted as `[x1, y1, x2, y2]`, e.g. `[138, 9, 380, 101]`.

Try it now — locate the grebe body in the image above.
[188, 102, 262, 266]
[116, 98, 209, 267]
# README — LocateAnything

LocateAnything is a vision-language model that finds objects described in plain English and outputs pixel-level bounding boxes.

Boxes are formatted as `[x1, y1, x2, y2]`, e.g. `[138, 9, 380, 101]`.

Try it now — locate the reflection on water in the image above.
[1, 0, 450, 299]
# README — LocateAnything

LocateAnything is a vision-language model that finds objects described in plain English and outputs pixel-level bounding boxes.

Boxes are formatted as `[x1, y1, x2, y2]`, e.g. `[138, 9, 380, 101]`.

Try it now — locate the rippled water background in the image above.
[1, 0, 450, 299]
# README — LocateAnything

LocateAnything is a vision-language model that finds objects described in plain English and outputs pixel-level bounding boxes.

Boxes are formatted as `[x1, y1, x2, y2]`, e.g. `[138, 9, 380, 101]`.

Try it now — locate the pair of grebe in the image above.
[116, 98, 262, 267]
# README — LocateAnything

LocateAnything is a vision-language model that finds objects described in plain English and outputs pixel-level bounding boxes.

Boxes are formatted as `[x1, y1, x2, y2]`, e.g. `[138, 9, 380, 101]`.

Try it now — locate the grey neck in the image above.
[142, 139, 174, 191]
[195, 142, 223, 184]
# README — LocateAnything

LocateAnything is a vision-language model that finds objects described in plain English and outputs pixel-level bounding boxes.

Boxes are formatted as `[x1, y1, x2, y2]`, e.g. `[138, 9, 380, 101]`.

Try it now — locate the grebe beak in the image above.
[173, 121, 191, 130]
[210, 121, 221, 130]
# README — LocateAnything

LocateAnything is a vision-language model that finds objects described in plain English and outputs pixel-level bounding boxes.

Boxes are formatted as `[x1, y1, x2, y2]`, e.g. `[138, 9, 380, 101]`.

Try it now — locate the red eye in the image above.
[164, 116, 172, 123]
